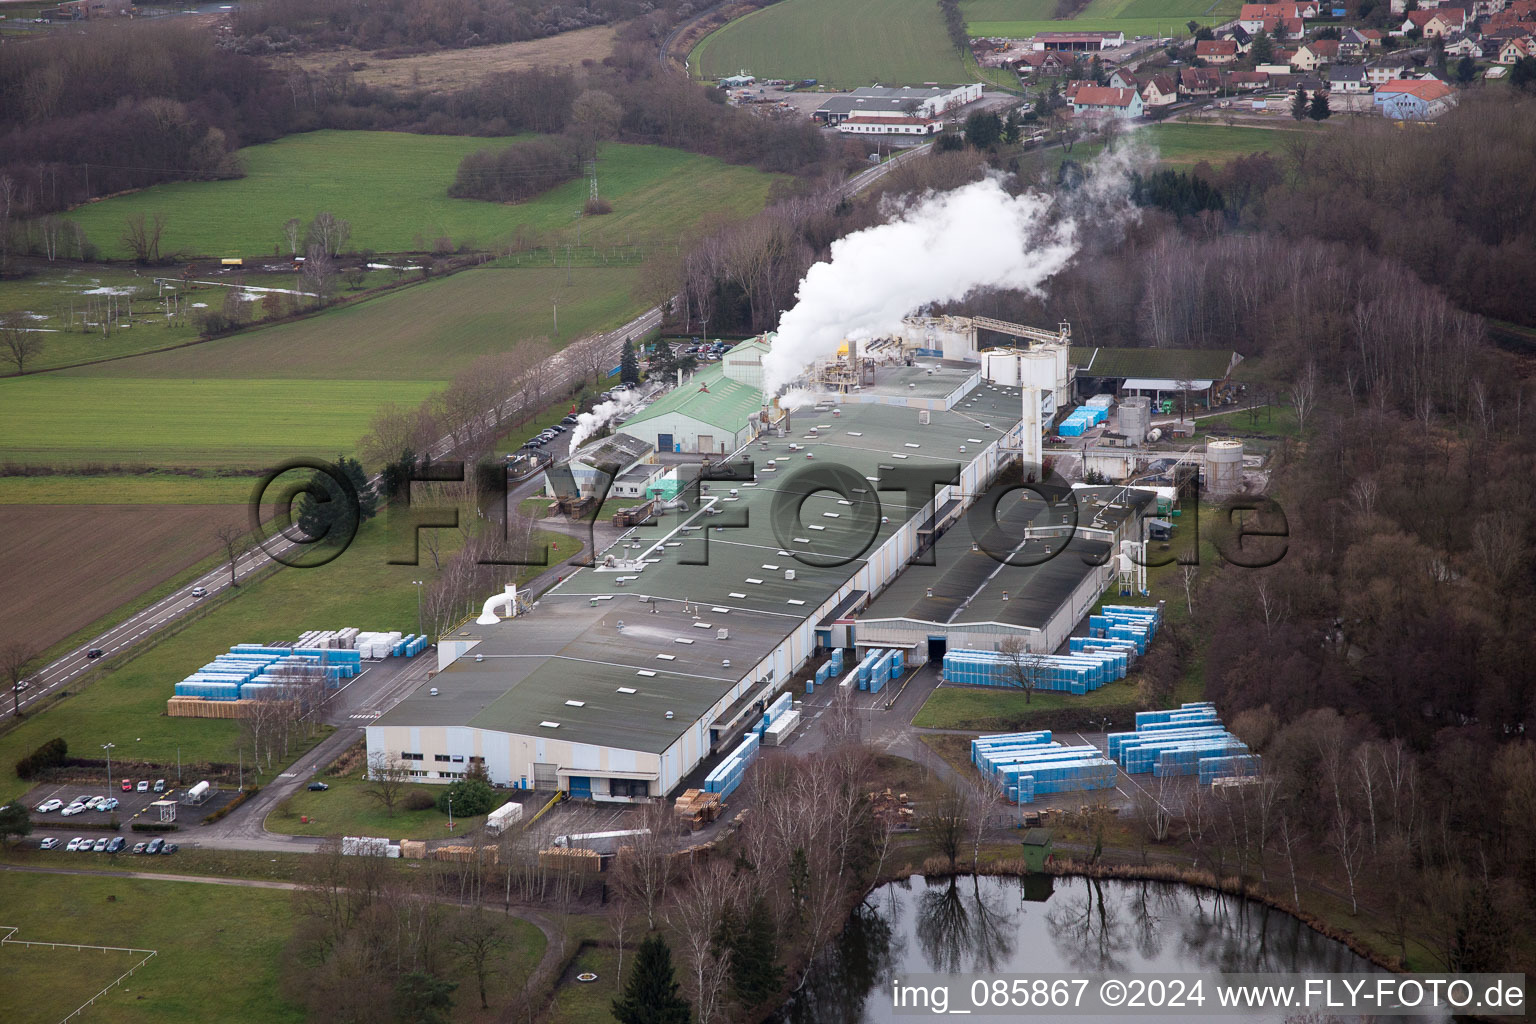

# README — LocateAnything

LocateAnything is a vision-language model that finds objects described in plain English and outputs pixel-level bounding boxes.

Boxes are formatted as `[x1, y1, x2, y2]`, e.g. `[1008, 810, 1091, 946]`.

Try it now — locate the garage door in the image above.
[658, 433, 673, 452]
[532, 762, 559, 790]
[698, 434, 713, 452]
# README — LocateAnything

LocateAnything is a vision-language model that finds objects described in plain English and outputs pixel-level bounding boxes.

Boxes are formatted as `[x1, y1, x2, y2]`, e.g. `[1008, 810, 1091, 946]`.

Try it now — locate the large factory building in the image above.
[366, 327, 1159, 800]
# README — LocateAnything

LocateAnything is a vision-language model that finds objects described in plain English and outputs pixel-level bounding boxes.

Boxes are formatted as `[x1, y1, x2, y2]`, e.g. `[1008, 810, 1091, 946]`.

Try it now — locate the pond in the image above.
[779, 874, 1441, 1023]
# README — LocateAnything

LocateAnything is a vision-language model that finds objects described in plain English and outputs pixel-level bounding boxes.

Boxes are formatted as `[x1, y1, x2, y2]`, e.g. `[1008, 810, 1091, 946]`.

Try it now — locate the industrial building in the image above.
[813, 84, 984, 125]
[367, 321, 1168, 801]
[1031, 30, 1127, 51]
[1070, 346, 1244, 408]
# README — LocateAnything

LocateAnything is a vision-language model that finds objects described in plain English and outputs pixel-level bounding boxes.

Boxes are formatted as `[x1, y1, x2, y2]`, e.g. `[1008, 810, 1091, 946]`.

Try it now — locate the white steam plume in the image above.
[776, 387, 821, 412]
[761, 163, 1138, 395]
[569, 390, 643, 452]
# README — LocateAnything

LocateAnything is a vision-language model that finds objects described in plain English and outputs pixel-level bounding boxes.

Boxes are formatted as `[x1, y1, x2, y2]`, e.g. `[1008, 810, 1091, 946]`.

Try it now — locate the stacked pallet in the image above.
[673, 789, 722, 831]
[399, 840, 427, 860]
[432, 845, 498, 865]
[539, 847, 603, 872]
[167, 696, 291, 719]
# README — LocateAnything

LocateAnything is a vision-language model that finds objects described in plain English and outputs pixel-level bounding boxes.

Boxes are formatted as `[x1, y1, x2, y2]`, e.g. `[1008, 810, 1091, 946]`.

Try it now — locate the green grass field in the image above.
[267, 763, 491, 840]
[1042, 122, 1313, 171]
[0, 376, 442, 467]
[694, 0, 984, 88]
[913, 678, 1143, 729]
[1193, 403, 1299, 440]
[0, 872, 305, 1024]
[965, 0, 1242, 39]
[64, 133, 778, 260]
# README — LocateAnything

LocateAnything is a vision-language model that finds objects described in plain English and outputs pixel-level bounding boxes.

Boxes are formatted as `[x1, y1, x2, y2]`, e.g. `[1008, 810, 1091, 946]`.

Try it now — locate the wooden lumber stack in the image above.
[673, 789, 722, 831]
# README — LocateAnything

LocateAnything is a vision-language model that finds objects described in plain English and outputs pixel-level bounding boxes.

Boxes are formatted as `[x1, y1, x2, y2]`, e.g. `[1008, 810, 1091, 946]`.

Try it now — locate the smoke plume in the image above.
[569, 390, 643, 452]
[761, 164, 1136, 395]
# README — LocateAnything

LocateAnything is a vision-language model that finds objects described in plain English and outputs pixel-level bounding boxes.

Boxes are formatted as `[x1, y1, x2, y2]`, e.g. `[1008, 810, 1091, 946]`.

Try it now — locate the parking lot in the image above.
[26, 778, 182, 825]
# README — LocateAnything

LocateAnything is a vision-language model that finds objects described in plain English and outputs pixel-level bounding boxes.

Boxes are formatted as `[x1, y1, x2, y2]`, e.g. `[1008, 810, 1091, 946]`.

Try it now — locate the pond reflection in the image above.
[777, 875, 1433, 1024]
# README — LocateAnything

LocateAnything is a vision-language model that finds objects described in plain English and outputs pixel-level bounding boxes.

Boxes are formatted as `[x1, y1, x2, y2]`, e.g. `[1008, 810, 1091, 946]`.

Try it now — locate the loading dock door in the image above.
[532, 762, 559, 790]
[928, 635, 947, 662]
[658, 433, 673, 453]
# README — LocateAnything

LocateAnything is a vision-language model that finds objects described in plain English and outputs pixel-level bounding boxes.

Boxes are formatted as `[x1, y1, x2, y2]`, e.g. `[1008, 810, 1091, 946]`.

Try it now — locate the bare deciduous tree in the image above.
[609, 800, 679, 931]
[122, 211, 167, 263]
[307, 212, 351, 257]
[0, 314, 45, 376]
[995, 635, 1044, 704]
[2, 642, 37, 718]
[451, 909, 509, 1010]
[283, 217, 303, 256]
[1291, 359, 1318, 436]
[214, 523, 247, 588]
[365, 751, 411, 816]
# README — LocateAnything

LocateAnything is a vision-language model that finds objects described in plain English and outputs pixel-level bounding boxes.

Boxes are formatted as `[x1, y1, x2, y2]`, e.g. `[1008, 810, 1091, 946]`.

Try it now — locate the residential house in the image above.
[1179, 67, 1223, 97]
[1374, 78, 1458, 118]
[1392, 0, 1446, 10]
[1327, 64, 1369, 91]
[1069, 85, 1145, 118]
[1223, 70, 1272, 90]
[1062, 79, 1098, 102]
[1014, 51, 1071, 73]
[1109, 68, 1140, 90]
[1338, 26, 1383, 54]
[1291, 38, 1341, 70]
[1196, 39, 1241, 63]
[1141, 73, 1179, 107]
[1363, 54, 1419, 84]
[1441, 33, 1485, 56]
[1495, 35, 1534, 61]
[1224, 24, 1255, 46]
[1239, 2, 1319, 33]
[1402, 8, 1467, 35]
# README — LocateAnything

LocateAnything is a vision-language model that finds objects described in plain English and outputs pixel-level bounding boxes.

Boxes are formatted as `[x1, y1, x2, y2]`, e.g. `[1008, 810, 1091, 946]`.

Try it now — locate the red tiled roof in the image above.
[1196, 40, 1239, 55]
[1072, 86, 1138, 107]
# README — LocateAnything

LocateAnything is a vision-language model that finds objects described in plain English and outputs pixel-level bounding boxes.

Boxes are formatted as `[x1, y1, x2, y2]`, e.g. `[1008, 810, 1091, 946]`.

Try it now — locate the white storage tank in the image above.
[1205, 439, 1244, 496]
[983, 351, 1021, 386]
[1020, 351, 1057, 396]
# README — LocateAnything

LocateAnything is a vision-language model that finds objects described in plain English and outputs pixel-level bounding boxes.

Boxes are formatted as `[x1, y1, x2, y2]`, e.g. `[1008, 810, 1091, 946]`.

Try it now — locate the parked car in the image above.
[153, 779, 166, 793]
[191, 586, 208, 598]
[60, 802, 85, 816]
[107, 837, 125, 853]
[65, 837, 85, 851]
[91, 838, 109, 853]
[136, 780, 149, 792]
[39, 837, 59, 850]
[132, 842, 147, 854]
[121, 779, 132, 791]
[307, 781, 329, 791]
[162, 843, 178, 855]
[561, 414, 579, 425]
[145, 838, 164, 854]
[87, 648, 104, 659]
[550, 424, 566, 434]
[100, 797, 118, 812]
[35, 798, 63, 813]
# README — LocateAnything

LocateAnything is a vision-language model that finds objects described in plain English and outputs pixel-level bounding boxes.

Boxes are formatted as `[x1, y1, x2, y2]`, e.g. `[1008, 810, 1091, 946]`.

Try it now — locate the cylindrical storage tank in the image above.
[1119, 396, 1151, 442]
[984, 351, 1020, 386]
[1204, 440, 1244, 496]
[1050, 344, 1070, 401]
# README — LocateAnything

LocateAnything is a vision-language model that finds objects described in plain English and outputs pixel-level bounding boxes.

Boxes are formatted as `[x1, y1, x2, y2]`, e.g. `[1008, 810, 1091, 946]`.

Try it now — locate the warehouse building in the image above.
[1031, 30, 1127, 51]
[1071, 346, 1244, 408]
[368, 365, 1032, 798]
[623, 339, 770, 455]
[813, 84, 984, 125]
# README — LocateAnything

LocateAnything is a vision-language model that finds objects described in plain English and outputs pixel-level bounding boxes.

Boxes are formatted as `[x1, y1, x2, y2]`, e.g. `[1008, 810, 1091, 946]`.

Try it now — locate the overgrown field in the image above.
[64, 133, 779, 260]
[964, 0, 1242, 39]
[0, 874, 304, 1024]
[0, 504, 245, 651]
[693, 0, 984, 89]
[56, 267, 643, 383]
[0, 377, 442, 467]
[285, 24, 619, 91]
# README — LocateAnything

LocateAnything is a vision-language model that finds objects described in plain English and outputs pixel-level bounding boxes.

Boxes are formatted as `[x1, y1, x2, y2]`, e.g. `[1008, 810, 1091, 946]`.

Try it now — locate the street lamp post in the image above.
[101, 742, 115, 787]
[412, 580, 424, 637]
[447, 795, 454, 831]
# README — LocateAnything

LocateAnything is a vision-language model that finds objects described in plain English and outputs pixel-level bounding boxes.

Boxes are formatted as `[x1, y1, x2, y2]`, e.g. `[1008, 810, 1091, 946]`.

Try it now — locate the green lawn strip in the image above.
[267, 764, 488, 840]
[912, 678, 1144, 730]
[544, 943, 622, 1024]
[0, 871, 306, 1024]
[1190, 403, 1299, 440]
[0, 377, 444, 467]
[64, 134, 778, 261]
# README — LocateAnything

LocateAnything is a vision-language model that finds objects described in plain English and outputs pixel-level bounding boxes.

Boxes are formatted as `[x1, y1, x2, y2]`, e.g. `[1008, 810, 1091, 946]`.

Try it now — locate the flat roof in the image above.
[381, 386, 1029, 752]
[1071, 347, 1241, 381]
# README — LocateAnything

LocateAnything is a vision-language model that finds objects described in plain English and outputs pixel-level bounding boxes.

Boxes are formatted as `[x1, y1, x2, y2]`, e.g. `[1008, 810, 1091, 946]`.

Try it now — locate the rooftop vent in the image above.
[785, 569, 797, 580]
[718, 628, 730, 640]
[722, 659, 732, 667]
[637, 670, 657, 677]
[539, 721, 561, 728]
[665, 711, 675, 720]
[565, 699, 586, 707]
[657, 653, 676, 661]
[618, 686, 637, 694]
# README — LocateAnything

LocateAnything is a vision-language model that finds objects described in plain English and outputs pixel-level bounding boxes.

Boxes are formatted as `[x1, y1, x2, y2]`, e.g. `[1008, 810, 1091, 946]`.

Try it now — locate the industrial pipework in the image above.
[475, 583, 520, 625]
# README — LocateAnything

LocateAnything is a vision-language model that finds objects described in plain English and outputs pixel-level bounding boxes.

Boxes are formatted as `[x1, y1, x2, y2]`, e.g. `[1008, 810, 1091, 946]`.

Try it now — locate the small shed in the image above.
[1020, 827, 1054, 872]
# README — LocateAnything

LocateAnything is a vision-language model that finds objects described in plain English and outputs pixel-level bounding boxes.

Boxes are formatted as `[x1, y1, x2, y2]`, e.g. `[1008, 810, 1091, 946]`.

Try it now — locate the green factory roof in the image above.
[625, 362, 764, 433]
[1070, 347, 1242, 382]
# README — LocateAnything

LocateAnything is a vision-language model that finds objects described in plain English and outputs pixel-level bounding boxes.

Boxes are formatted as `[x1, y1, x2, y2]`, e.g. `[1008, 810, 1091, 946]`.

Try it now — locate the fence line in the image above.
[1, 924, 159, 1022]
